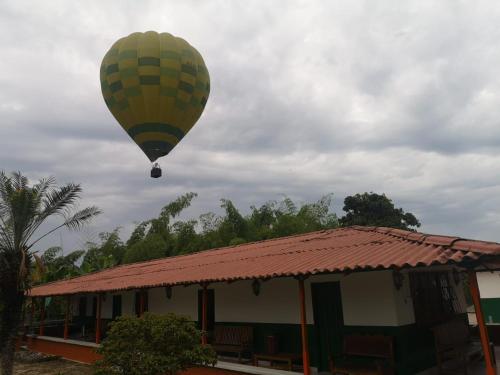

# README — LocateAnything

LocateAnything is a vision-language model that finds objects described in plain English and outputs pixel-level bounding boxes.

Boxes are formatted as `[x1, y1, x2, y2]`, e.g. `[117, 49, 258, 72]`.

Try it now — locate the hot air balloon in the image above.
[100, 31, 210, 178]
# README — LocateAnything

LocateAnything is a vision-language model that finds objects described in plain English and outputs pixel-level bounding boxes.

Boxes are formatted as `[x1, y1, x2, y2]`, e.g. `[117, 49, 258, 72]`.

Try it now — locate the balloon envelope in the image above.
[100, 31, 210, 162]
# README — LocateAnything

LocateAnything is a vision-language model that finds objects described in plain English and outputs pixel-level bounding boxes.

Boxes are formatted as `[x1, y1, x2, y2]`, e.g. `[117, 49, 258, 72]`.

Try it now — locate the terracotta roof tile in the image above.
[29, 226, 500, 297]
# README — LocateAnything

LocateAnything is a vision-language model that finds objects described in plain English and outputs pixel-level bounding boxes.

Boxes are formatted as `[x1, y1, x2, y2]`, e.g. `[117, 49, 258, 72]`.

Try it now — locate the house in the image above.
[24, 226, 500, 375]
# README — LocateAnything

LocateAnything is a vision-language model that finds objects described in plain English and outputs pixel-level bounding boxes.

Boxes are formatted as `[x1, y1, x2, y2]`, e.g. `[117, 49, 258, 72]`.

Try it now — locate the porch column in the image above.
[39, 297, 45, 336]
[202, 283, 208, 345]
[29, 297, 35, 333]
[64, 295, 71, 340]
[469, 270, 497, 375]
[298, 278, 311, 375]
[95, 293, 102, 345]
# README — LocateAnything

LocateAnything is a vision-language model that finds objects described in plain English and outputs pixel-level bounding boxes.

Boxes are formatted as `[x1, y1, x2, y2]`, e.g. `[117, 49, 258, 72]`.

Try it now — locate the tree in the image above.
[340, 192, 420, 230]
[95, 313, 216, 375]
[81, 229, 126, 273]
[32, 246, 85, 284]
[0, 172, 100, 375]
[120, 193, 339, 263]
[217, 199, 248, 245]
[123, 233, 167, 264]
[272, 194, 338, 237]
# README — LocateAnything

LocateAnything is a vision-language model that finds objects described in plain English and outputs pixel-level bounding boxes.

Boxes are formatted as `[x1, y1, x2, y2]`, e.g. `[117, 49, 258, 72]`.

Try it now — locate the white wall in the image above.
[340, 270, 404, 326]
[148, 271, 412, 327]
[68, 266, 468, 329]
[148, 285, 199, 320]
[101, 294, 113, 319]
[215, 278, 309, 324]
[478, 271, 500, 299]
[122, 290, 135, 316]
[393, 270, 416, 325]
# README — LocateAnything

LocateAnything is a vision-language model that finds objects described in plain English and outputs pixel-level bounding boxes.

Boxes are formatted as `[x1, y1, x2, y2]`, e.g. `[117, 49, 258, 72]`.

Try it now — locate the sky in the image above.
[1, 0, 500, 252]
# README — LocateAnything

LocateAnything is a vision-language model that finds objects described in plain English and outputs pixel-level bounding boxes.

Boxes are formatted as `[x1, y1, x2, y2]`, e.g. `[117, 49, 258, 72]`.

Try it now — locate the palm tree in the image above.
[0, 171, 100, 375]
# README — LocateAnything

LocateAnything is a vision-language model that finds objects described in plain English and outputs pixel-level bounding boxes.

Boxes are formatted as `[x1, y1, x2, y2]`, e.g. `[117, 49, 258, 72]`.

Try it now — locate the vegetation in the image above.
[0, 171, 100, 375]
[95, 313, 216, 375]
[36, 193, 341, 278]
[33, 192, 421, 284]
[340, 192, 420, 230]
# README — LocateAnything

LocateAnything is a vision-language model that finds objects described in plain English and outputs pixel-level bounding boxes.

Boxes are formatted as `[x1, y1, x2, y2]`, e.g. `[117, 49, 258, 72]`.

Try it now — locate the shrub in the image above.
[95, 313, 217, 375]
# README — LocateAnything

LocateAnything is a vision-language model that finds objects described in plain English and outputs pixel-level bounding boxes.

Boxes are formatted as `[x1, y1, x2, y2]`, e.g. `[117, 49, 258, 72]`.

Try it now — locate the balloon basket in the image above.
[150, 164, 162, 178]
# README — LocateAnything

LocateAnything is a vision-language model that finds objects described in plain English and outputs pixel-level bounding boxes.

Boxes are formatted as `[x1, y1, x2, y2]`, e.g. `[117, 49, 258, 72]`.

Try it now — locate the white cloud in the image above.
[1, 0, 500, 252]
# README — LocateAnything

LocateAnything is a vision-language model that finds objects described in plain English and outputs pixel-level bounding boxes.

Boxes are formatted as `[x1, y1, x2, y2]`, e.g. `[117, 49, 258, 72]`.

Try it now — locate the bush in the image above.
[95, 313, 217, 375]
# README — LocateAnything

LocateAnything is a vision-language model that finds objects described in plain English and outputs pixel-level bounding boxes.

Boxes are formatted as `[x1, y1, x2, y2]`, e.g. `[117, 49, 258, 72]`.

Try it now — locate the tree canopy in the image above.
[340, 192, 420, 230]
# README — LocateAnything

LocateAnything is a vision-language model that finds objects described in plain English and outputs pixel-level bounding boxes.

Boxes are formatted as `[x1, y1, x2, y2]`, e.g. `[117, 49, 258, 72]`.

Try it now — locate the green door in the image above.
[311, 282, 344, 372]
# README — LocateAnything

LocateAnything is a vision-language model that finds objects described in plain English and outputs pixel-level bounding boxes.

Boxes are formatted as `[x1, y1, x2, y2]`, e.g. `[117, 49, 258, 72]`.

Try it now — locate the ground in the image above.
[13, 359, 93, 375]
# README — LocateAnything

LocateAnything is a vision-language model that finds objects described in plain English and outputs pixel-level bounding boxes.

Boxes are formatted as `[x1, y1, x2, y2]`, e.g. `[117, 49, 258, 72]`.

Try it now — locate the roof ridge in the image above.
[350, 225, 500, 252]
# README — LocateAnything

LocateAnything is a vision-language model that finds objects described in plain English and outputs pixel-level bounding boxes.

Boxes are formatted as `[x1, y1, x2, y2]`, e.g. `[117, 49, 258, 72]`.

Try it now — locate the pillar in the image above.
[64, 295, 71, 340]
[95, 293, 102, 344]
[298, 278, 311, 375]
[469, 269, 497, 375]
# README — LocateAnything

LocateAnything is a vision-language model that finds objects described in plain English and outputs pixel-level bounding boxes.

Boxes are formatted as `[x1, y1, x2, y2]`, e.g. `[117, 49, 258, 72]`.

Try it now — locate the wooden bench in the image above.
[211, 325, 253, 363]
[330, 334, 395, 375]
[432, 318, 484, 374]
[253, 352, 302, 371]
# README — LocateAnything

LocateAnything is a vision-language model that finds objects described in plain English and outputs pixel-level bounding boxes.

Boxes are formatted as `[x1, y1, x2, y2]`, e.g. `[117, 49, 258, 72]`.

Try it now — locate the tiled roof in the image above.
[29, 226, 500, 297]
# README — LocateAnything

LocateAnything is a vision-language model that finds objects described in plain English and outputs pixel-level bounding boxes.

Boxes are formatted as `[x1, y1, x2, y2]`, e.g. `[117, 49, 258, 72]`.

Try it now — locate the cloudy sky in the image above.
[1, 0, 500, 252]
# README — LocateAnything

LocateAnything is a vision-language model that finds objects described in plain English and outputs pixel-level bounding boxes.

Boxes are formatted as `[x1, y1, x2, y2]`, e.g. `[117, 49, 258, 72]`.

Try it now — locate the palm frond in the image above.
[40, 183, 83, 219]
[29, 176, 56, 214]
[11, 171, 28, 191]
[64, 206, 102, 230]
[22, 183, 83, 245]
[28, 206, 101, 249]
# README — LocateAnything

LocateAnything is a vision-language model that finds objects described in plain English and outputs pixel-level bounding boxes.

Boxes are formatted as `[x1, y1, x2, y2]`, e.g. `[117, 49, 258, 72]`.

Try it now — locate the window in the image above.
[112, 295, 122, 319]
[92, 296, 97, 318]
[410, 271, 461, 326]
[78, 297, 87, 318]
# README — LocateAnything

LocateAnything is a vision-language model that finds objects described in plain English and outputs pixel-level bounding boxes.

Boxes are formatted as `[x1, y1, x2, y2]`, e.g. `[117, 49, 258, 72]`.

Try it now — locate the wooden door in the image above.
[198, 289, 215, 331]
[311, 282, 344, 372]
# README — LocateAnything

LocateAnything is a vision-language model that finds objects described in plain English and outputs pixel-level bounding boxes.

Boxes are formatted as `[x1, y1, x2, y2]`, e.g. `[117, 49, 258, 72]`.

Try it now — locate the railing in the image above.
[24, 318, 108, 343]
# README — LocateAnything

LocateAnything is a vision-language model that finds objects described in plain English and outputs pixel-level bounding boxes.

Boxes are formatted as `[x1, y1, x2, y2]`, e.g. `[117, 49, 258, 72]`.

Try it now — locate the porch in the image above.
[23, 268, 494, 375]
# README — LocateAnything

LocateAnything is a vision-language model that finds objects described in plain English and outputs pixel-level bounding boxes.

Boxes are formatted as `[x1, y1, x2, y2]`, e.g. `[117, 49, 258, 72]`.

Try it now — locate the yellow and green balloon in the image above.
[100, 31, 210, 169]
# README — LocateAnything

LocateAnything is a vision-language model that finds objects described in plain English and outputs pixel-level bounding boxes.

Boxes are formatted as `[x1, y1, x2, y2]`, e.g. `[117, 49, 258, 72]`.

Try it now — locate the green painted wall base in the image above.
[216, 321, 437, 375]
[481, 298, 500, 324]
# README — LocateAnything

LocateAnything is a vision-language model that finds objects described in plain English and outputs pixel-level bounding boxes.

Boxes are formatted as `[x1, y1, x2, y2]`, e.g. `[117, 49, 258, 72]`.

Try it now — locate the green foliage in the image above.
[123, 234, 167, 264]
[126, 221, 148, 248]
[33, 246, 85, 284]
[81, 229, 126, 273]
[217, 199, 248, 243]
[340, 192, 420, 230]
[95, 313, 216, 375]
[115, 193, 338, 263]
